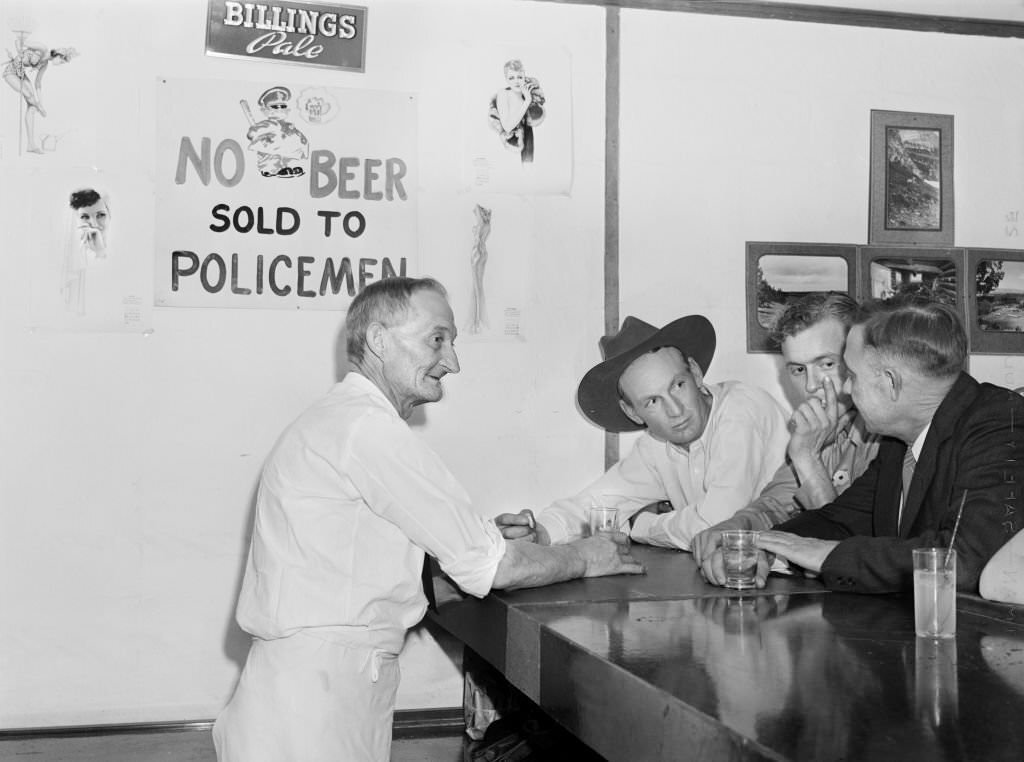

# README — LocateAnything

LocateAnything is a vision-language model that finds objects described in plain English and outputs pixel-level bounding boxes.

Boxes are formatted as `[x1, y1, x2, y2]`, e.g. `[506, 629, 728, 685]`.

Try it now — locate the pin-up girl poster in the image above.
[1, 2, 97, 163]
[2, 32, 78, 154]
[27, 169, 152, 333]
[462, 45, 571, 195]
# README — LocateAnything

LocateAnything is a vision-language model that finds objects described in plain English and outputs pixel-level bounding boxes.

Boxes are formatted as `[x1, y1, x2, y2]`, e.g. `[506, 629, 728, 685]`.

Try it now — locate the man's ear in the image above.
[883, 366, 902, 401]
[365, 322, 388, 360]
[686, 356, 705, 388]
[619, 398, 644, 426]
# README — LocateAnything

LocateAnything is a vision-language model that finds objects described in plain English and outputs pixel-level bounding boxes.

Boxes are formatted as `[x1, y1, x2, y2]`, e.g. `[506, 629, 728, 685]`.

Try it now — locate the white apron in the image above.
[213, 629, 401, 762]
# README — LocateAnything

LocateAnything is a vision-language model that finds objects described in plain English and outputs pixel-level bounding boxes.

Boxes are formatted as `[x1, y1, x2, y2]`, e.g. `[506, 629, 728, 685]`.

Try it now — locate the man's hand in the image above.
[494, 510, 550, 545]
[787, 375, 852, 465]
[569, 533, 645, 578]
[691, 515, 751, 567]
[756, 531, 838, 575]
[628, 499, 673, 529]
[699, 546, 774, 589]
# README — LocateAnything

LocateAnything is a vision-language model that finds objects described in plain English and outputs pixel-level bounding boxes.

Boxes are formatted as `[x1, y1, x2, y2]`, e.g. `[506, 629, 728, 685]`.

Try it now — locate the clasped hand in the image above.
[495, 509, 548, 544]
[788, 375, 853, 463]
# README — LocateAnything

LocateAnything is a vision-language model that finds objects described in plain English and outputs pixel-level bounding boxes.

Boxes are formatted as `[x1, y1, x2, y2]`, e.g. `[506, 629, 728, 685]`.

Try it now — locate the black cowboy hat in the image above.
[576, 315, 716, 432]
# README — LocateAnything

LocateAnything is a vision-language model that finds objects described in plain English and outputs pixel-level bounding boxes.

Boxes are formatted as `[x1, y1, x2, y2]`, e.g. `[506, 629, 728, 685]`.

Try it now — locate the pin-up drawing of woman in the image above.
[61, 187, 110, 315]
[3, 32, 78, 154]
[488, 59, 545, 163]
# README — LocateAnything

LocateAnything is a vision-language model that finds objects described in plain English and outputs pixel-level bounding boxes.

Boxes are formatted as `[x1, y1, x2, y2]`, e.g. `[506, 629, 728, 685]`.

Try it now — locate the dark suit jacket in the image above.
[777, 373, 1024, 593]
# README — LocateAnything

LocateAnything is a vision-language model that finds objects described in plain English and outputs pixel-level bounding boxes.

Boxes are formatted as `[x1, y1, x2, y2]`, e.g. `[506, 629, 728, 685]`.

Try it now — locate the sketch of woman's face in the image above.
[505, 68, 526, 91]
[76, 200, 109, 232]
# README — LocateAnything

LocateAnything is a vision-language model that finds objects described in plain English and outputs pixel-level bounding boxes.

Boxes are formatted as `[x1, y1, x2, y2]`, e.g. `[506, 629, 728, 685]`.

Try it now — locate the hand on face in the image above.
[787, 375, 854, 463]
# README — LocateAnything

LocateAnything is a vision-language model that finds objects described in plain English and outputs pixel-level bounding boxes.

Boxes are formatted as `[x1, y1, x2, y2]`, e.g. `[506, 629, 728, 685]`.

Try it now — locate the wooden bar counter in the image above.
[429, 545, 1024, 761]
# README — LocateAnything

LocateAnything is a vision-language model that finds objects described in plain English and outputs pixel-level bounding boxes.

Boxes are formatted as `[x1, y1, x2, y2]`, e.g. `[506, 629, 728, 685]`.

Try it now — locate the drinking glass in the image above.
[721, 529, 759, 590]
[913, 548, 957, 638]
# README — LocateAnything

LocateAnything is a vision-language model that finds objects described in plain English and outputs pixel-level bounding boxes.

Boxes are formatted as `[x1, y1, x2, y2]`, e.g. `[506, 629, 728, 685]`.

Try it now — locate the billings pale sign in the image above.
[155, 78, 416, 310]
[205, 0, 367, 72]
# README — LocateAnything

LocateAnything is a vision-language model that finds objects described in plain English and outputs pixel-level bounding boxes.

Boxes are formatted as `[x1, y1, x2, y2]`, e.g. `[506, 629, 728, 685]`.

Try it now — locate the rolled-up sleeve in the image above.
[347, 410, 505, 598]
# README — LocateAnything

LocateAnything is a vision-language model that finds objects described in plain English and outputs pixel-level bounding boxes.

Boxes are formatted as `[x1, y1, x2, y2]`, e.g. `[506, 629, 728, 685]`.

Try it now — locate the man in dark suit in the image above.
[754, 297, 1024, 594]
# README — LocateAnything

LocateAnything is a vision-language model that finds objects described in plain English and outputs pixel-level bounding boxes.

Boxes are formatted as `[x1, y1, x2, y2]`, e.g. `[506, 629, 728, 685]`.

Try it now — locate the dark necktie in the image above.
[900, 447, 916, 530]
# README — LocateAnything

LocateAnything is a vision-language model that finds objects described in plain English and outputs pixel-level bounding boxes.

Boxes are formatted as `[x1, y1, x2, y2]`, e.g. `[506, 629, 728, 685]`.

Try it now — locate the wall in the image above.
[617, 8, 1024, 408]
[5, 0, 1024, 730]
[0, 0, 608, 727]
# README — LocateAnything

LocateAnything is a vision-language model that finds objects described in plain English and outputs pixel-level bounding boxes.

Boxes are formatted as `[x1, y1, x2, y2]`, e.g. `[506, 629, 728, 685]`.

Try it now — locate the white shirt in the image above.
[235, 371, 506, 652]
[537, 381, 790, 551]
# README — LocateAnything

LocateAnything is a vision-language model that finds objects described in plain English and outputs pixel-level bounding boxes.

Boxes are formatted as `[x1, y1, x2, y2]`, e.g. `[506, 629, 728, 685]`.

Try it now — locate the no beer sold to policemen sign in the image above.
[155, 77, 417, 310]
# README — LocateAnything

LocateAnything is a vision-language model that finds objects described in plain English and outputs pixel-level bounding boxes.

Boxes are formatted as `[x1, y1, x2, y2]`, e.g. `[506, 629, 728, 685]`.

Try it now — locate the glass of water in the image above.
[721, 529, 759, 590]
[913, 548, 957, 638]
[588, 505, 619, 537]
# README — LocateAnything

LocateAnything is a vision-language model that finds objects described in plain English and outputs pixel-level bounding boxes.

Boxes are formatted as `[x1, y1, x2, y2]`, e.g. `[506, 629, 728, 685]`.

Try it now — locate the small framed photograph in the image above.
[859, 245, 966, 318]
[967, 248, 1024, 354]
[869, 110, 954, 246]
[746, 242, 857, 353]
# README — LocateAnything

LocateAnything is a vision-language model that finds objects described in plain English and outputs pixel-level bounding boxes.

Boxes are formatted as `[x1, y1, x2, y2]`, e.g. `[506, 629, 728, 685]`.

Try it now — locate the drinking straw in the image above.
[944, 490, 968, 569]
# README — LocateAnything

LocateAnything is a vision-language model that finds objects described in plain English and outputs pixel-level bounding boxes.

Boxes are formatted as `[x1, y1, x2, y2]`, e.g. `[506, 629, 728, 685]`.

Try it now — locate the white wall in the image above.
[5, 0, 1024, 730]
[618, 9, 1024, 403]
[0, 0, 608, 728]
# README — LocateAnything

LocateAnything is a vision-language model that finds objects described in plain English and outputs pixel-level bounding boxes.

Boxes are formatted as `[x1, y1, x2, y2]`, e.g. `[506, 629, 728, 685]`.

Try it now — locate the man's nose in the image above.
[805, 369, 822, 395]
[442, 345, 460, 374]
[665, 394, 684, 417]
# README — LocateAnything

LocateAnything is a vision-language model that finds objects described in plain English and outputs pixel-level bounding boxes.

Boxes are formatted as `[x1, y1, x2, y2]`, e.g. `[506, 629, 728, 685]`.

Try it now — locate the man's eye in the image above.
[790, 366, 805, 376]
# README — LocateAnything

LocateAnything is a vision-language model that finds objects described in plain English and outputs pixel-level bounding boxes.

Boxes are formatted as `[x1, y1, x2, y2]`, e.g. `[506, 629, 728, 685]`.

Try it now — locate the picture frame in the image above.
[859, 244, 966, 321]
[966, 248, 1024, 354]
[745, 242, 857, 353]
[869, 110, 954, 246]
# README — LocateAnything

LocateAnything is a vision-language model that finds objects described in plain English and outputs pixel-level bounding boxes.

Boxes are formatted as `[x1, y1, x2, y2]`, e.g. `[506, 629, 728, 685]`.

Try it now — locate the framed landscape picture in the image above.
[967, 248, 1024, 354]
[745, 242, 857, 353]
[869, 110, 954, 246]
[859, 245, 966, 322]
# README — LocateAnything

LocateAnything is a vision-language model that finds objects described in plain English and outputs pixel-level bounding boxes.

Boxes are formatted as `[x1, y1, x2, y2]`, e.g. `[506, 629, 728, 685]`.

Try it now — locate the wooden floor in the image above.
[0, 728, 467, 761]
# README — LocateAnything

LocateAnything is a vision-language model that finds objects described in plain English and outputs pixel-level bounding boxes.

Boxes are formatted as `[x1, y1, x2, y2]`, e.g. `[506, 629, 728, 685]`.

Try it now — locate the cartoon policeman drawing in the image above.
[240, 86, 309, 178]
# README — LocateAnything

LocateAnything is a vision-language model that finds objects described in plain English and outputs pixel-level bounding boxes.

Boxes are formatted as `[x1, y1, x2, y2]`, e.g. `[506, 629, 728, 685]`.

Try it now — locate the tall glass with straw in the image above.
[912, 490, 966, 638]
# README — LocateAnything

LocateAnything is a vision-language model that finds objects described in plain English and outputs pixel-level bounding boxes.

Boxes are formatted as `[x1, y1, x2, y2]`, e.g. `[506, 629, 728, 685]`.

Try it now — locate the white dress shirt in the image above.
[235, 371, 506, 652]
[538, 381, 789, 551]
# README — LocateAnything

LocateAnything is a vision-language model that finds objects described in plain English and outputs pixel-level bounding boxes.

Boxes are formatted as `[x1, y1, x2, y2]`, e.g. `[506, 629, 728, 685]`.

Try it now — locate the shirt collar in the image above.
[343, 370, 401, 417]
[842, 412, 873, 448]
[911, 420, 932, 462]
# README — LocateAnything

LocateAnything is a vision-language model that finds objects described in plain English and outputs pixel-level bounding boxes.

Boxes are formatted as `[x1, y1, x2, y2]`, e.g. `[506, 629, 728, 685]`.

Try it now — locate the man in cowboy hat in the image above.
[498, 314, 789, 550]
